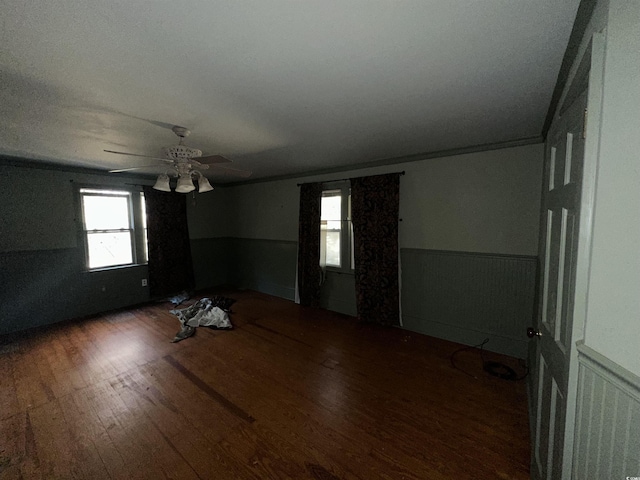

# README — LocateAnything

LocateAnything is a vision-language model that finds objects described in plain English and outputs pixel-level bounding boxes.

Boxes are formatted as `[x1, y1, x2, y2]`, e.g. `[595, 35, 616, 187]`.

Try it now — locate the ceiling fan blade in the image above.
[104, 150, 173, 163]
[189, 159, 207, 168]
[109, 164, 166, 173]
[208, 164, 252, 178]
[197, 155, 232, 164]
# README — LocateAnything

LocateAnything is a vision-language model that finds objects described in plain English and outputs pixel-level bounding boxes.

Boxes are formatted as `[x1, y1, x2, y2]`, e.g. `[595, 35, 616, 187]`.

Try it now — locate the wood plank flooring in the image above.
[0, 289, 530, 479]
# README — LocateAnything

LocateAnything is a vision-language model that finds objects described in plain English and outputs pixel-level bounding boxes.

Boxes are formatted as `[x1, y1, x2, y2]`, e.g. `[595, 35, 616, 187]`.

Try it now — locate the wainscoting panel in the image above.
[190, 237, 235, 290]
[0, 248, 149, 334]
[320, 271, 357, 317]
[401, 248, 537, 358]
[228, 238, 298, 301]
[573, 343, 640, 479]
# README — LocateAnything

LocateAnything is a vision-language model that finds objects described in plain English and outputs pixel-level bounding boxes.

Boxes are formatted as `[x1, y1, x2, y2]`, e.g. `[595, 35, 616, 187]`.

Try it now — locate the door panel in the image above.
[535, 352, 567, 479]
[558, 209, 576, 350]
[532, 89, 586, 480]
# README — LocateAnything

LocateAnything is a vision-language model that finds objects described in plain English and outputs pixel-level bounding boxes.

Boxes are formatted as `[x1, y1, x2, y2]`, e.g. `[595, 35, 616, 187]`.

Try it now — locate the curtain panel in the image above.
[143, 187, 195, 298]
[351, 173, 401, 326]
[297, 182, 323, 307]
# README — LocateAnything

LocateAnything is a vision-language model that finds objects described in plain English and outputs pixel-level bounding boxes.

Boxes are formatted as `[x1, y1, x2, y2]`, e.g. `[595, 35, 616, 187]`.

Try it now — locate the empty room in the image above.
[1, 1, 639, 479]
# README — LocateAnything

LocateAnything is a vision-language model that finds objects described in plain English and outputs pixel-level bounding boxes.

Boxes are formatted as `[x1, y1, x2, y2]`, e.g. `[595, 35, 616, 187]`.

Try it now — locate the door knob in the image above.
[527, 327, 542, 338]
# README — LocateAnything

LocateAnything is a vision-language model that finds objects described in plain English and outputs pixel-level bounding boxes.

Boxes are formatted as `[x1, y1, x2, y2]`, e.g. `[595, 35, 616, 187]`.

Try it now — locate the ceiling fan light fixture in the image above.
[105, 125, 251, 183]
[152, 173, 171, 192]
[197, 174, 214, 193]
[175, 174, 196, 193]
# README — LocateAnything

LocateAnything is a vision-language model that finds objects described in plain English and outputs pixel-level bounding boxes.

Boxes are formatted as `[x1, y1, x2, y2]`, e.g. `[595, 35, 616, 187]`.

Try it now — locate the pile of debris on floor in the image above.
[168, 295, 236, 343]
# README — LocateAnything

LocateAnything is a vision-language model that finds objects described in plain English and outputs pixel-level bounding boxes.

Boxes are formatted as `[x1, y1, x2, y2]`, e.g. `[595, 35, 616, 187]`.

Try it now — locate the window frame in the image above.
[320, 181, 354, 274]
[77, 185, 148, 271]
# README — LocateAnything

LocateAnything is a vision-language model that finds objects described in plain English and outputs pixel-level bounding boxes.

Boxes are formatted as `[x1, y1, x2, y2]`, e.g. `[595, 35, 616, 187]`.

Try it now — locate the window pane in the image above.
[140, 192, 148, 229]
[87, 232, 133, 268]
[323, 231, 340, 267]
[350, 221, 355, 269]
[142, 229, 148, 263]
[83, 195, 131, 230]
[321, 192, 342, 267]
[320, 221, 341, 267]
[321, 193, 341, 221]
[140, 192, 149, 263]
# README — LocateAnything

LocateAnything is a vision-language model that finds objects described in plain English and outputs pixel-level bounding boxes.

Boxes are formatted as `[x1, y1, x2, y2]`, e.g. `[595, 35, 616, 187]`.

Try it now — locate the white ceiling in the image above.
[0, 1, 579, 182]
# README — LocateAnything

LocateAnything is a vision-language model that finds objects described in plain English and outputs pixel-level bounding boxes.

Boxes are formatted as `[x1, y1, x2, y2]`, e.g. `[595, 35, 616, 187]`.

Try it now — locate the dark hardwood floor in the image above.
[0, 289, 530, 479]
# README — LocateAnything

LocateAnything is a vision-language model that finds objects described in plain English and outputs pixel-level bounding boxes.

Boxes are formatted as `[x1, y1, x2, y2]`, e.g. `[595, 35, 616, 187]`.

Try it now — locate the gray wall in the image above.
[215, 143, 544, 357]
[226, 238, 297, 300]
[1, 141, 543, 359]
[0, 164, 151, 334]
[186, 187, 233, 290]
[582, 0, 640, 376]
[402, 249, 537, 358]
[320, 271, 357, 317]
[570, 1, 640, 476]
[223, 144, 544, 254]
[0, 120, 544, 361]
[186, 186, 298, 298]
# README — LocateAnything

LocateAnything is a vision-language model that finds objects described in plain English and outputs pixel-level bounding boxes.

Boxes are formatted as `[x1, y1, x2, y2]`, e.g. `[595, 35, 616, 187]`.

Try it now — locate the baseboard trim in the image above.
[401, 247, 537, 261]
[402, 314, 528, 358]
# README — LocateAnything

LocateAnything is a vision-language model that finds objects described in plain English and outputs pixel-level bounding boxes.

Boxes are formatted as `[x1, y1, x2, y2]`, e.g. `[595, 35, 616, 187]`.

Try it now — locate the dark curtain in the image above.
[143, 187, 195, 298]
[351, 173, 401, 326]
[297, 182, 323, 307]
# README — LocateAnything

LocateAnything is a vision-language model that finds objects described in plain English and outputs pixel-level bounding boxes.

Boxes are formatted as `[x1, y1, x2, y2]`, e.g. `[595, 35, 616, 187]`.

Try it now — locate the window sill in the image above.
[324, 268, 355, 276]
[85, 263, 148, 273]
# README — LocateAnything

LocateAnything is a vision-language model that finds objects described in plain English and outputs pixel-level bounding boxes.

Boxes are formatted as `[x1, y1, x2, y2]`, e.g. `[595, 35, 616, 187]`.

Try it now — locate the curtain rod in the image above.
[296, 170, 405, 187]
[125, 182, 154, 188]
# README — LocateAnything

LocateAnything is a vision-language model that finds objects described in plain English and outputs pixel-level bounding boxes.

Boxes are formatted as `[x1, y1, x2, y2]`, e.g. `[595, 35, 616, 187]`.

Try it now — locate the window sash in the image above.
[81, 193, 131, 230]
[85, 231, 134, 269]
[79, 187, 148, 270]
[320, 183, 353, 273]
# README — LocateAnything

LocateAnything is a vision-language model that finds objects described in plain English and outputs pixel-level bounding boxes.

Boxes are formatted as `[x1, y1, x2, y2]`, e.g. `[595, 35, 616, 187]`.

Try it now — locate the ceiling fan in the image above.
[105, 126, 251, 193]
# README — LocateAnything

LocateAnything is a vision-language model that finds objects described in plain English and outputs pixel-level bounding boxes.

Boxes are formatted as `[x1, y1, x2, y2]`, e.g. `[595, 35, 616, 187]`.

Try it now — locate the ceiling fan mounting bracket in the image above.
[172, 126, 191, 138]
[175, 163, 196, 176]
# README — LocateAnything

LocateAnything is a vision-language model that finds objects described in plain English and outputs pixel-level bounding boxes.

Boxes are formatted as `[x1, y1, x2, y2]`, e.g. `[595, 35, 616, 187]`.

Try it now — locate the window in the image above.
[79, 188, 148, 269]
[320, 182, 354, 272]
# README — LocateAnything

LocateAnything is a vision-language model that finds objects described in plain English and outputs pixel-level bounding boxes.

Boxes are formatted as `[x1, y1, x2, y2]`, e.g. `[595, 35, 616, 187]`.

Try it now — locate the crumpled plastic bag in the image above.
[171, 324, 196, 343]
[169, 297, 234, 343]
[167, 291, 190, 306]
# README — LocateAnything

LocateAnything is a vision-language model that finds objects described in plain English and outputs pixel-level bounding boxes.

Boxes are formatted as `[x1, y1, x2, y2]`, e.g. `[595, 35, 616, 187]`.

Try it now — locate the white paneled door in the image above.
[532, 88, 587, 480]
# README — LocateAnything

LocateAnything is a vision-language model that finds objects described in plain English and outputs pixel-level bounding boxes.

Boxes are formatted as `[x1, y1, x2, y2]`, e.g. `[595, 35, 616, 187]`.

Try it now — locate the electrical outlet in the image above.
[141, 279, 148, 287]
